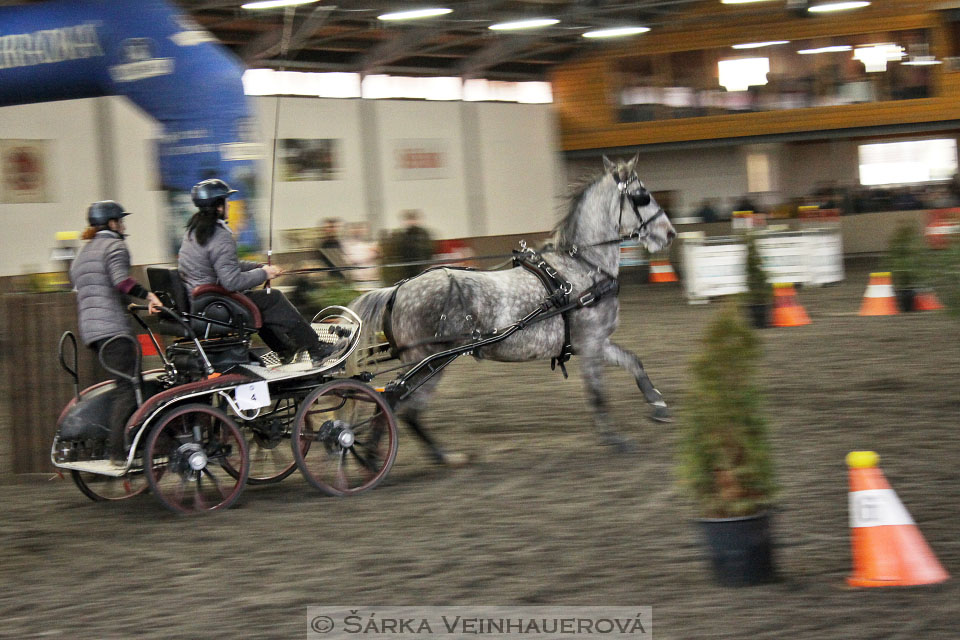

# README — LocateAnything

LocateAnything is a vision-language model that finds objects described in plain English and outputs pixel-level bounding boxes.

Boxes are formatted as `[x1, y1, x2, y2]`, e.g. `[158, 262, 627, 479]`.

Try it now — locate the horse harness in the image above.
[380, 173, 656, 378]
[380, 248, 618, 378]
[512, 243, 619, 377]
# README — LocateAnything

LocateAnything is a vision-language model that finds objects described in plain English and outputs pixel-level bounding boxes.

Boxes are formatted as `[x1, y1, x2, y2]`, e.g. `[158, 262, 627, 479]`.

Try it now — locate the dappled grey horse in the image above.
[350, 155, 676, 462]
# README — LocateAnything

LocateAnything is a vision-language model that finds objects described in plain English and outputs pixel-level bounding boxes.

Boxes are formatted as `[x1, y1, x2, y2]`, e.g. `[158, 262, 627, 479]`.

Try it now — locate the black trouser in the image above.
[89, 337, 139, 458]
[246, 289, 323, 359]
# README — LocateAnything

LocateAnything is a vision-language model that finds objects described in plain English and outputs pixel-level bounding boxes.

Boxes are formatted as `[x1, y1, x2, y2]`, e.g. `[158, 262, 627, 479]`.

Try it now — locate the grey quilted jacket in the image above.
[69, 230, 135, 346]
[178, 220, 266, 295]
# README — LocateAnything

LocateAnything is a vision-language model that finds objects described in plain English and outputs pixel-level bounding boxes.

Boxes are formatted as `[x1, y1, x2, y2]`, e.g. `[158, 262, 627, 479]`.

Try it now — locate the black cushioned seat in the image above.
[147, 267, 259, 339]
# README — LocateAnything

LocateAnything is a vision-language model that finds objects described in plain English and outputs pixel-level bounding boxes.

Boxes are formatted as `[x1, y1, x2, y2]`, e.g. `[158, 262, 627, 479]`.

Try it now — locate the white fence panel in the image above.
[682, 227, 843, 303]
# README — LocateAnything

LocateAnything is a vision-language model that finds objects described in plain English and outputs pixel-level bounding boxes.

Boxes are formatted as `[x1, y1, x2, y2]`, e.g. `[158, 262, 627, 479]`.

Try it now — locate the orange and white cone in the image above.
[846, 451, 949, 587]
[649, 259, 678, 283]
[913, 288, 944, 312]
[771, 282, 810, 327]
[859, 272, 898, 316]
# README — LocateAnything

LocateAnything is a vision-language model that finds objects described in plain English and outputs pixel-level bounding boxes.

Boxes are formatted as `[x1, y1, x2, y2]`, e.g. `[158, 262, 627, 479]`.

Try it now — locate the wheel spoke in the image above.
[334, 449, 348, 491]
[202, 466, 227, 499]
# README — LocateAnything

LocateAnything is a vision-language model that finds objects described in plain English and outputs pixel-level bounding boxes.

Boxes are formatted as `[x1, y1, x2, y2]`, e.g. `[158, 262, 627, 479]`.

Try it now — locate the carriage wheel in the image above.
[225, 398, 307, 485]
[292, 380, 398, 496]
[71, 468, 148, 502]
[144, 404, 248, 514]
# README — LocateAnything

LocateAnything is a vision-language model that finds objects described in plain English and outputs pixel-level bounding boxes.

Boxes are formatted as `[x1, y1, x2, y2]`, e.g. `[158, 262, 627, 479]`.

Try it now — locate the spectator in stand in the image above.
[317, 217, 343, 251]
[380, 209, 435, 284]
[341, 221, 380, 288]
[694, 199, 719, 223]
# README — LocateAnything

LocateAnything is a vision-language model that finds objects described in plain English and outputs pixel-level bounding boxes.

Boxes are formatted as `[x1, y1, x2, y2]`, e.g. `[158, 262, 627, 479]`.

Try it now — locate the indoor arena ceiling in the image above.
[173, 0, 713, 81]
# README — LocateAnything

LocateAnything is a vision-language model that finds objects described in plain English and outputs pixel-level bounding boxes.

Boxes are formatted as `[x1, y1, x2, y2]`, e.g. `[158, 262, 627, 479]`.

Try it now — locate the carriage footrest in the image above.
[55, 459, 129, 477]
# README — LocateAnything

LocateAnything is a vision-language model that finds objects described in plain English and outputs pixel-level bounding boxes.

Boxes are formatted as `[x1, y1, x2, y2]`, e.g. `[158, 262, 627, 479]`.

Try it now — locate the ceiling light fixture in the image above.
[797, 45, 852, 54]
[241, 0, 318, 9]
[732, 40, 789, 50]
[489, 18, 559, 31]
[720, 0, 777, 4]
[808, 1, 871, 13]
[582, 26, 650, 39]
[378, 8, 453, 21]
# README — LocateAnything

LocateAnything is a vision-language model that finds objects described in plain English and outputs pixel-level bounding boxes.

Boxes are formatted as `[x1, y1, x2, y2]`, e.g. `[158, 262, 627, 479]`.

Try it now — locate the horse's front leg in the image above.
[602, 340, 671, 423]
[579, 349, 635, 453]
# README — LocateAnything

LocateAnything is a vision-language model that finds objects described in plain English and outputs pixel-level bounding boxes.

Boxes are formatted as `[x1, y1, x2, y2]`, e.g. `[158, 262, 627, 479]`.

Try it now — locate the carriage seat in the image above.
[146, 267, 261, 339]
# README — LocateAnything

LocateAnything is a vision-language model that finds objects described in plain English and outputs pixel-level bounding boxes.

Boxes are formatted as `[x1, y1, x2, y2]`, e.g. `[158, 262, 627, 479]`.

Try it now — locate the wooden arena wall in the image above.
[551, 0, 960, 151]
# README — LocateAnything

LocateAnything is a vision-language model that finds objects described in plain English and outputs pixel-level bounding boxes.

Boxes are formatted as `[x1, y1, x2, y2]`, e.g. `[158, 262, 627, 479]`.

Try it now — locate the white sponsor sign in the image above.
[109, 57, 174, 83]
[849, 489, 915, 528]
[235, 381, 271, 411]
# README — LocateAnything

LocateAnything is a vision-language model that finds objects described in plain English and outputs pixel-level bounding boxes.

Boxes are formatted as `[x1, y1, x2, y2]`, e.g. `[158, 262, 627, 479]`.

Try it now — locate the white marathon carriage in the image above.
[51, 268, 398, 514]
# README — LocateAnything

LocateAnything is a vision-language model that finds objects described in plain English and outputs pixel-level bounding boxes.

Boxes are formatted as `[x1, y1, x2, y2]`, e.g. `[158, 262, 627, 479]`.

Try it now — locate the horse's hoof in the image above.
[650, 405, 673, 423]
[600, 434, 636, 454]
[435, 451, 470, 467]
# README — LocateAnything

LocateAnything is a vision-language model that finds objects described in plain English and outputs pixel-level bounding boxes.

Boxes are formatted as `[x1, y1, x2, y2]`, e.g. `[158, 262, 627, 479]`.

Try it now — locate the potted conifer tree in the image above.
[679, 301, 778, 586]
[742, 232, 771, 328]
[886, 223, 924, 312]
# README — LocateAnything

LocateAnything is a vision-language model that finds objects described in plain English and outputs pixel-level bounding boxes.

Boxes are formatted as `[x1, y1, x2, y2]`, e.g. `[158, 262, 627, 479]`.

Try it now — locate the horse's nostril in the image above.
[667, 229, 677, 242]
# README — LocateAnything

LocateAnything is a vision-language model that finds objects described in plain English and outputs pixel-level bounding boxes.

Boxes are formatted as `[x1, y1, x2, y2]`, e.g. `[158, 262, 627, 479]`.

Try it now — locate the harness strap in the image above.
[512, 249, 576, 375]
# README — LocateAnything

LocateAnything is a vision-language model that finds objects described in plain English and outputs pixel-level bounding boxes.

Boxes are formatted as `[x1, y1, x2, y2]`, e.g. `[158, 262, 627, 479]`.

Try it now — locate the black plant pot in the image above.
[895, 288, 916, 313]
[698, 511, 776, 587]
[745, 303, 770, 329]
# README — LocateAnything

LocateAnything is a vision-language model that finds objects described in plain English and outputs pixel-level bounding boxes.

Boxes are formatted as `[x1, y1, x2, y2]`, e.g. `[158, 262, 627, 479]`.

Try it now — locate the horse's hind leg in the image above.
[602, 340, 671, 423]
[395, 374, 468, 466]
[579, 351, 635, 453]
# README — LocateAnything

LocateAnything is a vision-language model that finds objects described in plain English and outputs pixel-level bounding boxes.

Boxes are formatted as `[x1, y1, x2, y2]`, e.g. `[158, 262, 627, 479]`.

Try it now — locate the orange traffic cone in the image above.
[771, 282, 810, 327]
[649, 259, 678, 283]
[913, 288, 944, 312]
[846, 451, 949, 587]
[859, 272, 898, 316]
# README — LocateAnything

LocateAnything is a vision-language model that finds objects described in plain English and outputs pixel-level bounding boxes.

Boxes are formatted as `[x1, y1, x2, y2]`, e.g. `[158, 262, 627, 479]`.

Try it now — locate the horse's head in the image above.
[603, 154, 676, 254]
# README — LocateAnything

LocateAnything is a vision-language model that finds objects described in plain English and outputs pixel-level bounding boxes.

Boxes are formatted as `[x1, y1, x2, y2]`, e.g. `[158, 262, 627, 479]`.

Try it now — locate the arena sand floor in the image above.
[0, 259, 957, 640]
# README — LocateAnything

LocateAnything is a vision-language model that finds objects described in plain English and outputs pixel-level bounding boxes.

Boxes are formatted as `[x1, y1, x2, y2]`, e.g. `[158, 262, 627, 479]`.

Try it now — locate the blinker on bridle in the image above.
[617, 173, 665, 241]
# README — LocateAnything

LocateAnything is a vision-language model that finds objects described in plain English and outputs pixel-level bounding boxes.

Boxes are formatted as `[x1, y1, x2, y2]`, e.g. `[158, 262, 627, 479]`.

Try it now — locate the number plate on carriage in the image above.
[235, 381, 271, 411]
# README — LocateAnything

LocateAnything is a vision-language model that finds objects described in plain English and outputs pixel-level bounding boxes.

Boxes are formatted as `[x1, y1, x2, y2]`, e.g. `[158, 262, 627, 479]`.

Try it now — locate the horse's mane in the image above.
[554, 168, 606, 247]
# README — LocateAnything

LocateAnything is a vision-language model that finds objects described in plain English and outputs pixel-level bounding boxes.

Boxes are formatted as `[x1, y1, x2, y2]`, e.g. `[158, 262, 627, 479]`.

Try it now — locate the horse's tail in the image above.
[350, 286, 397, 336]
[348, 286, 399, 372]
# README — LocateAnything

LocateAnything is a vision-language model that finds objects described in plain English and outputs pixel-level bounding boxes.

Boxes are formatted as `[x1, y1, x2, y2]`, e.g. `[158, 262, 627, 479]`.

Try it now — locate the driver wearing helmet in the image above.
[178, 178, 336, 368]
[70, 201, 162, 463]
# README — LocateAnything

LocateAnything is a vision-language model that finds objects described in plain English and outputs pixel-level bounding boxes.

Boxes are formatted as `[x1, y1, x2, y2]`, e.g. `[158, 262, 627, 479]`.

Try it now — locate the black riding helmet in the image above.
[191, 178, 238, 208]
[87, 200, 130, 227]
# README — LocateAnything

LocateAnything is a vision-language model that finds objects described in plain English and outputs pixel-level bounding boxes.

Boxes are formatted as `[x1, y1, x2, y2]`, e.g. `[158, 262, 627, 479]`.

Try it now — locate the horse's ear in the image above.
[626, 152, 639, 173]
[602, 155, 616, 174]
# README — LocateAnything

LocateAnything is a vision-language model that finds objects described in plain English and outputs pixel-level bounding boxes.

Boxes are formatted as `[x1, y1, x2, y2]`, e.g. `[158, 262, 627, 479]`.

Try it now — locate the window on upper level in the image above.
[858, 138, 958, 186]
[615, 29, 936, 123]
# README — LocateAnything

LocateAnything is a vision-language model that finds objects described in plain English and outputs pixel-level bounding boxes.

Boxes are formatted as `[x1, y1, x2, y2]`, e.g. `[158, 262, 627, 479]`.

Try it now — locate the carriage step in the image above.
[55, 459, 130, 477]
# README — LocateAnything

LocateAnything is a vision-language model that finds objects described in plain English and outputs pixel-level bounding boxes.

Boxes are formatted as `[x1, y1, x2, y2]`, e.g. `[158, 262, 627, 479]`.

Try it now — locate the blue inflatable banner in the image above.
[0, 0, 262, 255]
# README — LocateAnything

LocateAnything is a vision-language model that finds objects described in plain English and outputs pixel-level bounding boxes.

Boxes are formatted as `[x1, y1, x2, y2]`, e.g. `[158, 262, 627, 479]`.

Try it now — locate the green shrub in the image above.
[926, 237, 960, 318]
[679, 302, 777, 518]
[289, 276, 360, 318]
[742, 232, 771, 307]
[886, 223, 925, 291]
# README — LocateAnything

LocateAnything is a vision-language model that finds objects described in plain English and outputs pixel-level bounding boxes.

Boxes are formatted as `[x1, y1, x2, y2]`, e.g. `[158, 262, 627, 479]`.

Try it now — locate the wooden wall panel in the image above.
[0, 293, 107, 475]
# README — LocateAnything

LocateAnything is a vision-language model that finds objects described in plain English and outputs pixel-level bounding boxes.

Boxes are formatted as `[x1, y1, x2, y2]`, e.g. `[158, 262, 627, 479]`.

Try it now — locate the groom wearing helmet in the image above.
[178, 178, 336, 368]
[70, 200, 162, 462]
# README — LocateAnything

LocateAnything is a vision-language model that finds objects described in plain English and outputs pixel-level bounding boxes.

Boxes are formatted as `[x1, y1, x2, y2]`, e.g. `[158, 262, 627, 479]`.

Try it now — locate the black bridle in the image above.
[617, 173, 666, 240]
